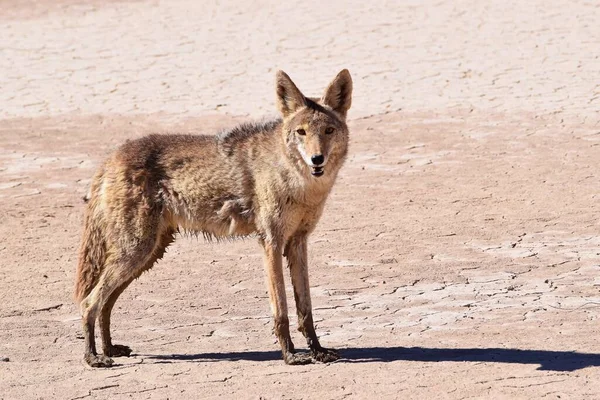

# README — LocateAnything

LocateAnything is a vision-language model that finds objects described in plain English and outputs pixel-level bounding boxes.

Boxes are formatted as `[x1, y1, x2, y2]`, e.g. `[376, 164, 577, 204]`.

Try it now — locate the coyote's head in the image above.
[276, 69, 352, 178]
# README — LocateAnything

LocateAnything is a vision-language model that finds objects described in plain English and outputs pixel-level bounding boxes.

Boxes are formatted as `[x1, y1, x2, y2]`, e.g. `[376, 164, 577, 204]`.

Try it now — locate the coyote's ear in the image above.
[321, 69, 353, 118]
[276, 70, 307, 117]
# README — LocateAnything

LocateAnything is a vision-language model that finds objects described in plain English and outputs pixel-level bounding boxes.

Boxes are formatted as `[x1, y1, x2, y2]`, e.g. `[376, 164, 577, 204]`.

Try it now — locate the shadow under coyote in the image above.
[142, 346, 600, 372]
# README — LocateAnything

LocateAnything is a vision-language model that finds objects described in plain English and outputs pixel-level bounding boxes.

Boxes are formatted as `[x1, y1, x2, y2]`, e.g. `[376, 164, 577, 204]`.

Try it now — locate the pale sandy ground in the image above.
[1, 1, 600, 399]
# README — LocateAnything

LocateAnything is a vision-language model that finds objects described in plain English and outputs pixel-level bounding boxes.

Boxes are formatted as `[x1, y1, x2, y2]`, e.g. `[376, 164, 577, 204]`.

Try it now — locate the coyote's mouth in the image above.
[311, 166, 324, 177]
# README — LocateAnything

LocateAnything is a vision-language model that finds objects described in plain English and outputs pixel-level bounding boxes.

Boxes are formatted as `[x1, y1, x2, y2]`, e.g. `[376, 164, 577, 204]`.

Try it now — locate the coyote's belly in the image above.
[166, 195, 257, 239]
[156, 150, 258, 239]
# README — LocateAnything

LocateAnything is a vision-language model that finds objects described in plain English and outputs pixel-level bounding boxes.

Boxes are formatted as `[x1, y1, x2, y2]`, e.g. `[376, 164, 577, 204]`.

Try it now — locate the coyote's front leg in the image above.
[260, 237, 313, 365]
[286, 234, 340, 363]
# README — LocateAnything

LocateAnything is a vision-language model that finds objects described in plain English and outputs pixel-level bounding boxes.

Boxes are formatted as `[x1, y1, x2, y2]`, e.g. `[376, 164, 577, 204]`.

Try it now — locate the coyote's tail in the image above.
[74, 206, 107, 303]
[74, 176, 108, 303]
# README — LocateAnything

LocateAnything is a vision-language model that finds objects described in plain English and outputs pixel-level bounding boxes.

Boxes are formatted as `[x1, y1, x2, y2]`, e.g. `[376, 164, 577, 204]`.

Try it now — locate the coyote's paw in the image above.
[284, 351, 314, 365]
[104, 344, 132, 357]
[311, 347, 340, 363]
[85, 354, 114, 368]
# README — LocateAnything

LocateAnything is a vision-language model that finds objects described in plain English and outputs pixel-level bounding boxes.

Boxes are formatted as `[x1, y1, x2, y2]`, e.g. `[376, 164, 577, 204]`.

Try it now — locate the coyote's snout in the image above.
[74, 69, 353, 367]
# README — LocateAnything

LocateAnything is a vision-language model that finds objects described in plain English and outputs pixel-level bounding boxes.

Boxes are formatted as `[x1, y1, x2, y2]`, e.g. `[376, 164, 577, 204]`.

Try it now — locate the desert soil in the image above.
[1, 1, 600, 399]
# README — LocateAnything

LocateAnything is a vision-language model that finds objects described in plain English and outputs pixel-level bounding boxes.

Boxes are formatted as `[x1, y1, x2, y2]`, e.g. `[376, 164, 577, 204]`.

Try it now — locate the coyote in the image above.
[74, 69, 353, 367]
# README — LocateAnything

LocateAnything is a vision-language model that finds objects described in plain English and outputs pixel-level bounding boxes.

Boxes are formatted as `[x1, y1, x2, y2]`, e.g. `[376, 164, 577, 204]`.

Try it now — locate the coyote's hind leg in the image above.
[98, 228, 175, 358]
[81, 269, 130, 367]
[99, 277, 135, 358]
[82, 228, 168, 367]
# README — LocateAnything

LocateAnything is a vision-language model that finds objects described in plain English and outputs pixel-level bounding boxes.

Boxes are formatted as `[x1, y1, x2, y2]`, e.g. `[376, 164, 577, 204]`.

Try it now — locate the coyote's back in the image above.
[75, 69, 352, 367]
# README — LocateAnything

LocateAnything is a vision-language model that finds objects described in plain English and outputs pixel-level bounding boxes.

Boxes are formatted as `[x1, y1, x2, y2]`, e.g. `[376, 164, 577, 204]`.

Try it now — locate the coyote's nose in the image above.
[311, 154, 325, 166]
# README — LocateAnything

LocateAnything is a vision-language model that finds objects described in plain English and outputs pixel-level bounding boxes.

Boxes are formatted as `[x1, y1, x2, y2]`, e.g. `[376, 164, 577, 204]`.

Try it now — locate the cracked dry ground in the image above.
[2, 111, 599, 399]
[2, 0, 600, 399]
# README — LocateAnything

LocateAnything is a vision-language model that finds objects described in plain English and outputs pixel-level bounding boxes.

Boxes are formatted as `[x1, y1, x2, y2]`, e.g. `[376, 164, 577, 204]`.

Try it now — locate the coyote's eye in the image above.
[325, 127, 335, 134]
[296, 128, 306, 136]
